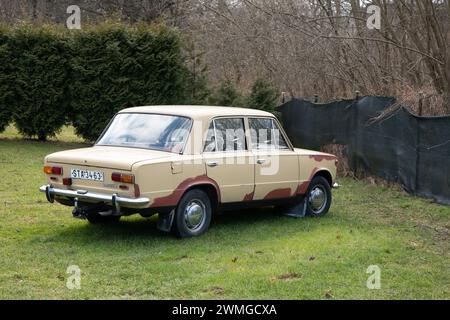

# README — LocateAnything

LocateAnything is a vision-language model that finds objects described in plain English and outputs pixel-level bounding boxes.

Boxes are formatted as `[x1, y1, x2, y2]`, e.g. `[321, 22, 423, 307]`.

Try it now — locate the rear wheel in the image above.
[172, 189, 212, 238]
[306, 176, 332, 216]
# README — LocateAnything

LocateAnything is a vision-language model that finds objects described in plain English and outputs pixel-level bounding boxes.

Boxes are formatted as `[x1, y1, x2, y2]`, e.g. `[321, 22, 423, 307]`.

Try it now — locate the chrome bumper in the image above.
[39, 185, 150, 210]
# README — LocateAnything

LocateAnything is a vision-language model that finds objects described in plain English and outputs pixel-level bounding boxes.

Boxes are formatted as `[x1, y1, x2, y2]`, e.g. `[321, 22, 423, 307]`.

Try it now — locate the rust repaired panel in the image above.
[308, 154, 337, 162]
[263, 188, 292, 200]
[295, 181, 310, 195]
[295, 167, 319, 195]
[151, 174, 221, 207]
[243, 191, 255, 201]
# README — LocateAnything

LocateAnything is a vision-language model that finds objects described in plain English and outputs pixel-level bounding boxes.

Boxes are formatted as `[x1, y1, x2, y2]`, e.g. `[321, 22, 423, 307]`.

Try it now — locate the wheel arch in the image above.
[184, 183, 219, 213]
[313, 169, 333, 187]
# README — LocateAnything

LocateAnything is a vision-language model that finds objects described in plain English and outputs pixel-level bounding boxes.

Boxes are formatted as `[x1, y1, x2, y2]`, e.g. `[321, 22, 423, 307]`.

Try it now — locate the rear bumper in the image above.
[39, 184, 150, 210]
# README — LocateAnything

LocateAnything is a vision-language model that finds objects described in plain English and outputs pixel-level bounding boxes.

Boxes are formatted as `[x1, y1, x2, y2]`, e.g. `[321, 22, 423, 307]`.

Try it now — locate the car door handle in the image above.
[207, 161, 219, 167]
[256, 159, 266, 165]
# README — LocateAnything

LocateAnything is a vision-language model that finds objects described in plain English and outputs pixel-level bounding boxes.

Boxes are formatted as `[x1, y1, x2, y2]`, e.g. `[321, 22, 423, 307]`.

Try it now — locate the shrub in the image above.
[68, 23, 187, 141]
[209, 80, 244, 107]
[246, 78, 280, 113]
[8, 25, 70, 140]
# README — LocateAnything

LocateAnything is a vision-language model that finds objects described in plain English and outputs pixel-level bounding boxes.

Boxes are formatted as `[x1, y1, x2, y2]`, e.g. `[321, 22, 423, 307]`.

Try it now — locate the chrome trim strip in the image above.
[39, 185, 150, 208]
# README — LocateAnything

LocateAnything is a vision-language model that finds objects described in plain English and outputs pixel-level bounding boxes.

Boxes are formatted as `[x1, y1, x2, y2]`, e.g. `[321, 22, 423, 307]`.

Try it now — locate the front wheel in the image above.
[306, 176, 332, 216]
[172, 189, 212, 238]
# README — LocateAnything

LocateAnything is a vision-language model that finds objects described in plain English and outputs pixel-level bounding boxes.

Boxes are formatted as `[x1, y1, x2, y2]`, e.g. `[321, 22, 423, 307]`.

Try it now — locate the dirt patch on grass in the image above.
[270, 272, 302, 281]
[204, 286, 225, 295]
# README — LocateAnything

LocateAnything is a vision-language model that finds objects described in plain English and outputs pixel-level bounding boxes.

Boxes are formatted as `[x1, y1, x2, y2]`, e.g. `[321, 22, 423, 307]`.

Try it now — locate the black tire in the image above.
[172, 189, 212, 238]
[306, 176, 332, 217]
[85, 212, 121, 224]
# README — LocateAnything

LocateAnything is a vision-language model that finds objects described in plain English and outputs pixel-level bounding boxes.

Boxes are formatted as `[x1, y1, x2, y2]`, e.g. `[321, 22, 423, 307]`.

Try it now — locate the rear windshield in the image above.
[96, 113, 192, 153]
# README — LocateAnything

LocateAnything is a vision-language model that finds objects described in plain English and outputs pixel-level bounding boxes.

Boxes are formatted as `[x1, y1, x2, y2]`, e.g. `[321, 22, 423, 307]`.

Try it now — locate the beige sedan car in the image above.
[40, 106, 338, 237]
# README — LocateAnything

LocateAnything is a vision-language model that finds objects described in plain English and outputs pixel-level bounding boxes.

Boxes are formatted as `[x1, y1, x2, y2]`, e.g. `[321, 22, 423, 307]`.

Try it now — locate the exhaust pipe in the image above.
[72, 197, 120, 219]
[99, 210, 115, 217]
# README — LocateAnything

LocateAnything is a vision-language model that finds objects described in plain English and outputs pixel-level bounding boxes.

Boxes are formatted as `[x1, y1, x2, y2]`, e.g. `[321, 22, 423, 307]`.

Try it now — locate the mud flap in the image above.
[283, 197, 307, 218]
[157, 209, 175, 232]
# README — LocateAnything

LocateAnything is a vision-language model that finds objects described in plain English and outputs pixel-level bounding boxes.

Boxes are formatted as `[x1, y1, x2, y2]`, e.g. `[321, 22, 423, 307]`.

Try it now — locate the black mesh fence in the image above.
[279, 96, 450, 205]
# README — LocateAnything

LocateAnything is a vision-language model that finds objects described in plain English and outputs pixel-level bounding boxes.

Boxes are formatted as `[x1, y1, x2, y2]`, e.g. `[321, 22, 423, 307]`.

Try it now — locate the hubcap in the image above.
[309, 185, 327, 214]
[184, 199, 206, 231]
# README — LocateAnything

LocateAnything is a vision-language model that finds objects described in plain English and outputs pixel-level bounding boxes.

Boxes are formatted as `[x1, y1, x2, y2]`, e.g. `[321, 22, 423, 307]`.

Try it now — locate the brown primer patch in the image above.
[151, 174, 220, 207]
[263, 188, 292, 200]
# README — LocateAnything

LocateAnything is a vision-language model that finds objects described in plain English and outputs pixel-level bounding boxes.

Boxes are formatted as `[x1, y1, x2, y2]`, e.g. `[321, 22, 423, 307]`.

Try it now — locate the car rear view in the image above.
[40, 111, 192, 222]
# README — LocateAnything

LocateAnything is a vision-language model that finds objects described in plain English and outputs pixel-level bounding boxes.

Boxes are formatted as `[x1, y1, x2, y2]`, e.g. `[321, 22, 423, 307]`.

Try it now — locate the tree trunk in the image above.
[38, 133, 47, 141]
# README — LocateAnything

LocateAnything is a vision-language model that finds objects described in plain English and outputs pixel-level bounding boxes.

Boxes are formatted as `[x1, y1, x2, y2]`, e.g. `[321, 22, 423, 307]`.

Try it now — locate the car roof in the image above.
[118, 105, 275, 119]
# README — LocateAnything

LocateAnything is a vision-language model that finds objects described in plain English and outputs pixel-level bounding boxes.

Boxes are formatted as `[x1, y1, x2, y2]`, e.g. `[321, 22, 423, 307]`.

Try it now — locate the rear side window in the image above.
[203, 118, 246, 152]
[249, 118, 289, 150]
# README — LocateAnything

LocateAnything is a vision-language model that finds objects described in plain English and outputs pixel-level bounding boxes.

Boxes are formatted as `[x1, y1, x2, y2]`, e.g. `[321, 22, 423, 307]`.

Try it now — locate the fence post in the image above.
[353, 91, 360, 174]
[418, 91, 423, 116]
[314, 94, 319, 103]
[414, 91, 424, 195]
[281, 92, 286, 104]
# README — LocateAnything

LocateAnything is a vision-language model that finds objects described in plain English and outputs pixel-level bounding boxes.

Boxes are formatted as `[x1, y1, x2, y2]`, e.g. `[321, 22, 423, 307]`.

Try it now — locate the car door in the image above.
[249, 117, 300, 200]
[203, 117, 255, 203]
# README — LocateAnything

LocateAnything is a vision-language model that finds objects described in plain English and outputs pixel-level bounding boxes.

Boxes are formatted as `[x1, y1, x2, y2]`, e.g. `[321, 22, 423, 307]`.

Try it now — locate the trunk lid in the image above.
[46, 146, 171, 170]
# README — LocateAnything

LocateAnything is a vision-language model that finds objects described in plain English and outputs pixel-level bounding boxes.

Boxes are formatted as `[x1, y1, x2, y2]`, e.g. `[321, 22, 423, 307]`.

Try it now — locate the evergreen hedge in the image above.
[0, 23, 191, 141]
[68, 24, 187, 141]
[0, 28, 13, 132]
[8, 25, 70, 140]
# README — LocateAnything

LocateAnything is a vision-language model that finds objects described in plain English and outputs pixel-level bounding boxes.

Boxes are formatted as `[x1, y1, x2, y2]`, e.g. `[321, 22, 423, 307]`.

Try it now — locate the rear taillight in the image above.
[44, 166, 63, 175]
[63, 178, 72, 186]
[111, 172, 135, 184]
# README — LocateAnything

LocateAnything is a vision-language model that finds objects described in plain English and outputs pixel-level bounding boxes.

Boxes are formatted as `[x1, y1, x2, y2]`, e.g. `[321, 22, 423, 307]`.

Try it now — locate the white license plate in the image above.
[70, 169, 104, 182]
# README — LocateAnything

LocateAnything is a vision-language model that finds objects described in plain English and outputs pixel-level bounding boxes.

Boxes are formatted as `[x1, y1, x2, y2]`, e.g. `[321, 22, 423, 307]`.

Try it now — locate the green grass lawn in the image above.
[0, 127, 449, 299]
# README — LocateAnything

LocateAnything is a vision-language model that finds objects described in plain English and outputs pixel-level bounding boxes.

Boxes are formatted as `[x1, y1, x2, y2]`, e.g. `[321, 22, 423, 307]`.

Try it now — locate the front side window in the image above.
[204, 121, 216, 152]
[96, 113, 192, 153]
[249, 118, 290, 150]
[203, 118, 246, 152]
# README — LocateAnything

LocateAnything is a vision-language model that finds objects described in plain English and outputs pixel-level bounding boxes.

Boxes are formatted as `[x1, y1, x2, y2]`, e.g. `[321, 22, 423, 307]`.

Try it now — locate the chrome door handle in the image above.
[207, 161, 219, 167]
[256, 159, 266, 165]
